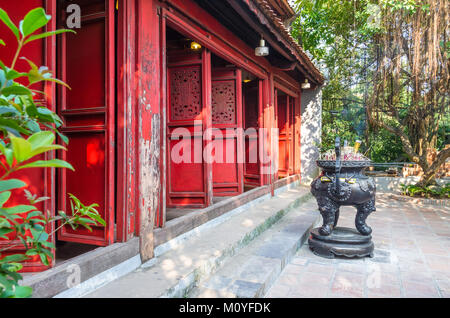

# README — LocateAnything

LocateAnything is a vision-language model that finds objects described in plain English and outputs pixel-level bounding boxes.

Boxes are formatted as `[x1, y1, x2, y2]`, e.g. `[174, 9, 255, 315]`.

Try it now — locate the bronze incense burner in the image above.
[309, 137, 376, 258]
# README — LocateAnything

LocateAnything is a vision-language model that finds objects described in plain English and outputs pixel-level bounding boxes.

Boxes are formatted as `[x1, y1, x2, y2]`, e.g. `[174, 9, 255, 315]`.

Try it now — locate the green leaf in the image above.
[0, 39, 4, 46]
[25, 120, 40, 133]
[20, 57, 38, 72]
[0, 228, 14, 239]
[57, 131, 69, 145]
[24, 29, 76, 44]
[0, 191, 11, 207]
[0, 9, 20, 40]
[25, 210, 44, 220]
[78, 217, 97, 224]
[27, 131, 55, 149]
[86, 212, 106, 226]
[1, 85, 32, 97]
[10, 135, 32, 163]
[0, 105, 20, 116]
[38, 253, 49, 266]
[0, 254, 28, 263]
[1, 262, 23, 273]
[25, 250, 38, 256]
[21, 57, 71, 89]
[3, 147, 14, 166]
[0, 179, 27, 192]
[31, 223, 44, 231]
[2, 205, 36, 214]
[29, 145, 66, 158]
[20, 7, 51, 37]
[16, 159, 74, 171]
[4, 68, 28, 81]
[0, 118, 30, 137]
[13, 285, 33, 298]
[40, 241, 55, 249]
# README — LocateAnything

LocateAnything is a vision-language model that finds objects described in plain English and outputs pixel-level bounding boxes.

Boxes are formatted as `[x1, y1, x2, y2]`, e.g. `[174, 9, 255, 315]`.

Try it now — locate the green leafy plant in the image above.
[400, 183, 450, 199]
[0, 7, 104, 298]
[0, 7, 73, 142]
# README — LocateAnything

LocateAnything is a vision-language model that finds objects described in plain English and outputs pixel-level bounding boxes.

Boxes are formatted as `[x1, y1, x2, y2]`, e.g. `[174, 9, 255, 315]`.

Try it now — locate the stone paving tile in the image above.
[402, 280, 441, 298]
[265, 198, 450, 298]
[330, 271, 366, 297]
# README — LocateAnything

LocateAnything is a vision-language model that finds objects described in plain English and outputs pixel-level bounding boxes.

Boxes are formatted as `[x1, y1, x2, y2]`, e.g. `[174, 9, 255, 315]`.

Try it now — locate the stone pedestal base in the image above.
[308, 227, 374, 259]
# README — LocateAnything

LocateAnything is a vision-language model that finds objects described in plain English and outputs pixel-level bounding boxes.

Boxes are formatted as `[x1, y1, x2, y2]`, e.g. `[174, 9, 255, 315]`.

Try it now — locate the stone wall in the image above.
[300, 86, 322, 185]
[374, 176, 450, 193]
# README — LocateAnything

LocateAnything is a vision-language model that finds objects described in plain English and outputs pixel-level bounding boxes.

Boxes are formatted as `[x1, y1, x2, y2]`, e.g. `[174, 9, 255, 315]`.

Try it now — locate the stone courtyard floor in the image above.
[266, 196, 450, 298]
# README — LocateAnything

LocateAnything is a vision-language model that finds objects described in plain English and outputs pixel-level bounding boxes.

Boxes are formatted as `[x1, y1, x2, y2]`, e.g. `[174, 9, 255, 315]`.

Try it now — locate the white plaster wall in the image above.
[301, 86, 322, 185]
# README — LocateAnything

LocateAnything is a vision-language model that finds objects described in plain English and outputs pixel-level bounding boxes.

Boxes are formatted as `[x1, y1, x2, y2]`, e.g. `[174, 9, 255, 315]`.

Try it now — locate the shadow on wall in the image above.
[301, 87, 322, 185]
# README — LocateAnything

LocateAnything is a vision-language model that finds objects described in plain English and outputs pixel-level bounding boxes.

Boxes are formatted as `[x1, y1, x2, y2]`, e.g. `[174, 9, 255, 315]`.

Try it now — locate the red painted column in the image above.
[136, 0, 161, 262]
[116, 0, 138, 241]
[202, 49, 213, 206]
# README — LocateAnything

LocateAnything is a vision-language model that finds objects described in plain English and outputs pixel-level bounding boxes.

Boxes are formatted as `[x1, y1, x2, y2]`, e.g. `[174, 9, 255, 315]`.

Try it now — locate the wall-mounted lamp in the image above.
[255, 37, 269, 57]
[301, 79, 311, 89]
[190, 41, 202, 50]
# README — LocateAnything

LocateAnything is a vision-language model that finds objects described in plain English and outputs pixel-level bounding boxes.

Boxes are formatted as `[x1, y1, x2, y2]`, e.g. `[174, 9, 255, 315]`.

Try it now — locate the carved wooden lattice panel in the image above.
[170, 65, 202, 121]
[212, 80, 236, 124]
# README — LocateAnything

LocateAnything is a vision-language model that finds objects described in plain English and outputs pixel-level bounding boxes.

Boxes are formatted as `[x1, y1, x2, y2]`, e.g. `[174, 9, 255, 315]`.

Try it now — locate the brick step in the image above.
[84, 186, 314, 298]
[189, 198, 319, 298]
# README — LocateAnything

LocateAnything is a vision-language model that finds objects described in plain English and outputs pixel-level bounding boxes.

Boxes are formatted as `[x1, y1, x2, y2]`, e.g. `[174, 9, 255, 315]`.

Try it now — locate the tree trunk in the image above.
[416, 166, 438, 187]
[416, 147, 450, 187]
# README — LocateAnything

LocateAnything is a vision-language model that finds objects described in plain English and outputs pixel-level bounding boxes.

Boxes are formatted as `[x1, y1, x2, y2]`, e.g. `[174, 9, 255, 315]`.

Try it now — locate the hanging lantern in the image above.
[255, 37, 269, 56]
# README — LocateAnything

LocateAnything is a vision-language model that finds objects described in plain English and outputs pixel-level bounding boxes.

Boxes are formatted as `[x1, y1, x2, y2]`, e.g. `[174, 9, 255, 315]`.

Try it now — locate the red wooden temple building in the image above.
[0, 0, 323, 292]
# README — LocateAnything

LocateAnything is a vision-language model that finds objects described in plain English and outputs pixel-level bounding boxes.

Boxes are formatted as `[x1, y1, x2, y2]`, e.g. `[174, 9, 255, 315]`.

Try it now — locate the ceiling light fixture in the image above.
[190, 41, 202, 50]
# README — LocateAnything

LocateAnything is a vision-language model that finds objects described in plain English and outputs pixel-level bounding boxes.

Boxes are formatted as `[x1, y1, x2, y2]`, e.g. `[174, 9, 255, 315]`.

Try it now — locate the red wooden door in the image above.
[243, 80, 261, 188]
[288, 96, 294, 175]
[0, 0, 56, 272]
[167, 50, 210, 208]
[211, 68, 243, 196]
[277, 92, 289, 178]
[56, 0, 115, 246]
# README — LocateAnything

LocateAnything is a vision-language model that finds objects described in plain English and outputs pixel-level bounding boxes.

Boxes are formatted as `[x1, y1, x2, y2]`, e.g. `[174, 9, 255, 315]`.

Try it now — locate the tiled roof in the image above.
[250, 0, 324, 84]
